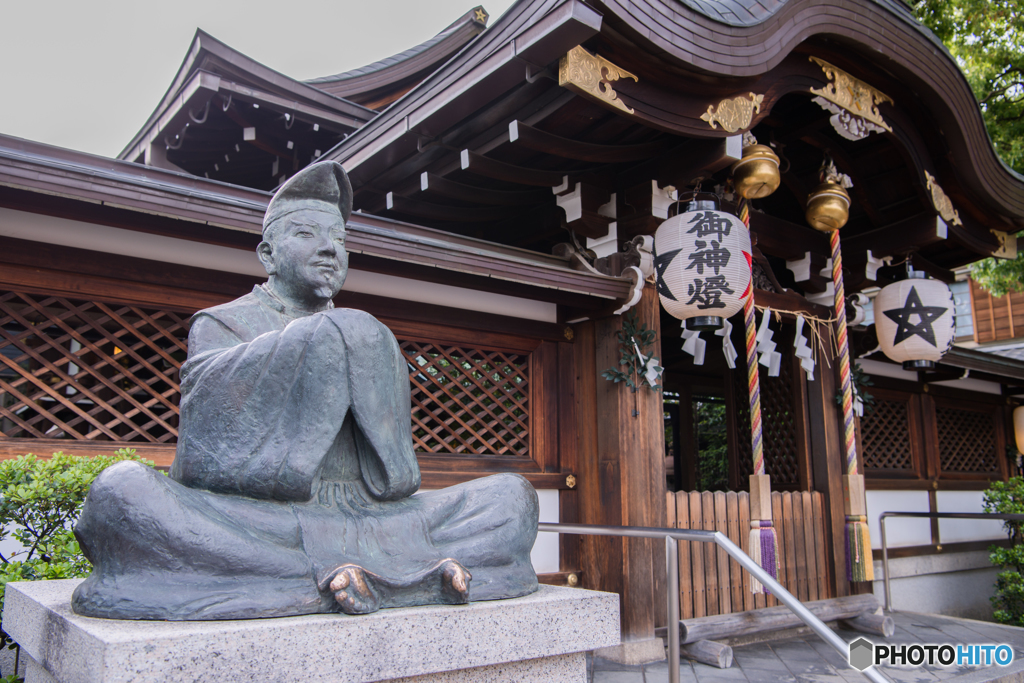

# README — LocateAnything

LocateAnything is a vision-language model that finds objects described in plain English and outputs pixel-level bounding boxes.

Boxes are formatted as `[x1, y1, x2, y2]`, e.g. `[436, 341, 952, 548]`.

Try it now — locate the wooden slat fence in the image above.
[666, 490, 831, 619]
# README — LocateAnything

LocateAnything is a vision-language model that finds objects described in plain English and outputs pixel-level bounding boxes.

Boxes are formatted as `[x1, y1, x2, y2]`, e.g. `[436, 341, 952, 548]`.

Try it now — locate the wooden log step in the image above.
[840, 613, 895, 638]
[679, 640, 733, 669]
[656, 594, 882, 644]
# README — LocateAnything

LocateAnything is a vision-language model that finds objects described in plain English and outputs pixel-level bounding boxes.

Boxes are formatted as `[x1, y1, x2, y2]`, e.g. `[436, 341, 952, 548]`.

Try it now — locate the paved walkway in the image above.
[589, 611, 1024, 682]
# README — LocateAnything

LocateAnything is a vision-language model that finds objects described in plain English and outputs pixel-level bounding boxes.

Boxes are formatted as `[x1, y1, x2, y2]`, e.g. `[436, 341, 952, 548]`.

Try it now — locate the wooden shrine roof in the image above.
[317, 0, 1022, 298]
[0, 134, 630, 311]
[306, 6, 490, 110]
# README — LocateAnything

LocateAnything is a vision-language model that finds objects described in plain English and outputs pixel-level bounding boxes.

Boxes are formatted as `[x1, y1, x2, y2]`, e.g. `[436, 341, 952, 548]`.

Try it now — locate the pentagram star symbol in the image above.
[474, 8, 488, 23]
[882, 286, 947, 347]
[653, 246, 682, 301]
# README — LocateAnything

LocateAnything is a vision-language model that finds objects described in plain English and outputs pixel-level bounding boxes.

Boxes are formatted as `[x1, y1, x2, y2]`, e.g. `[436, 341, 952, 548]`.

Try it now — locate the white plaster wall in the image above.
[0, 207, 558, 322]
[533, 489, 560, 574]
[871, 551, 998, 620]
[866, 490, 931, 549]
[936, 490, 1006, 544]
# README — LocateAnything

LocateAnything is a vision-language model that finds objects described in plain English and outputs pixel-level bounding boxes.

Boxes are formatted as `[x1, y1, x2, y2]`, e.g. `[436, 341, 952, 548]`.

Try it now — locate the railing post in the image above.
[666, 535, 680, 683]
[880, 514, 891, 612]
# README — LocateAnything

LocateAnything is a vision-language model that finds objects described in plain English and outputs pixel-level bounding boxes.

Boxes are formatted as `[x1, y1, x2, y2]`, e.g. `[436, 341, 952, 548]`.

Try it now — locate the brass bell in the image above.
[731, 144, 781, 199]
[805, 182, 850, 232]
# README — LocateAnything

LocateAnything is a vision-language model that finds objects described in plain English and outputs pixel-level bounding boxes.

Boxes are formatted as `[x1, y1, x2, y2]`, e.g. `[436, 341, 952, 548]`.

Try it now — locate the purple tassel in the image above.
[759, 521, 779, 596]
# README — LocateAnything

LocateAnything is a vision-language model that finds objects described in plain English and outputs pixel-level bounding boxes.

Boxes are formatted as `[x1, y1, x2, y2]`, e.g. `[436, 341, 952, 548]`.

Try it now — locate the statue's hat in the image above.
[263, 161, 353, 234]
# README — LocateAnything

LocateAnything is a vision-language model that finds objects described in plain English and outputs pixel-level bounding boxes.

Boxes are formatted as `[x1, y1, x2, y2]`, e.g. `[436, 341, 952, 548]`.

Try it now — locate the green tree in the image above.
[0, 450, 153, 679]
[912, 1, 1024, 295]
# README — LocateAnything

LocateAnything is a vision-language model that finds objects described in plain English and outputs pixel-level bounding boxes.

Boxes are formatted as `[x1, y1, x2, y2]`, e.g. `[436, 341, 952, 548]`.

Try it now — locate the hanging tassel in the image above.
[842, 473, 875, 582]
[830, 230, 875, 582]
[739, 197, 780, 594]
[748, 473, 780, 593]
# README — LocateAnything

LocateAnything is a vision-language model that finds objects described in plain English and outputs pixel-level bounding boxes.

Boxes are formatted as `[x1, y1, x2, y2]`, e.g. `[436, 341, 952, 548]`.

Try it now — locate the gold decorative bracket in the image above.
[809, 57, 892, 133]
[559, 46, 638, 115]
[924, 171, 962, 226]
[700, 92, 764, 133]
[992, 230, 1018, 260]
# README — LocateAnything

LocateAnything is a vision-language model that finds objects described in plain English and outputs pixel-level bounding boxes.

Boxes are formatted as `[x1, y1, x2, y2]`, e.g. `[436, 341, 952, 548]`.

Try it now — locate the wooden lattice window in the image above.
[861, 394, 916, 475]
[400, 341, 530, 457]
[0, 290, 187, 443]
[734, 351, 800, 486]
[935, 403, 1000, 475]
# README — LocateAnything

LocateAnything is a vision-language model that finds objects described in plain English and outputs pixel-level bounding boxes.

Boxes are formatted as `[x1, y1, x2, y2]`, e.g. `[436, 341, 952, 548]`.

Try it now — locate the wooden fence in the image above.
[666, 490, 831, 619]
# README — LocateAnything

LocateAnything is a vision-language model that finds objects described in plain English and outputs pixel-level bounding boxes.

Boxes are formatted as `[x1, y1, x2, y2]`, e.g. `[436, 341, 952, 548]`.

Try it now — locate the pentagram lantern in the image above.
[653, 196, 752, 331]
[873, 271, 955, 370]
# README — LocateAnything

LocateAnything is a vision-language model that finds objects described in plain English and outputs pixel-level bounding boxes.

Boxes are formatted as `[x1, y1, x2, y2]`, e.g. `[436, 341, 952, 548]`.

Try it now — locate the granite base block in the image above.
[4, 580, 619, 683]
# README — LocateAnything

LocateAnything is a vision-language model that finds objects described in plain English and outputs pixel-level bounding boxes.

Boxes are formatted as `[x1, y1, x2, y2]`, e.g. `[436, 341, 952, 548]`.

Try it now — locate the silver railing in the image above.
[538, 522, 888, 683]
[879, 511, 1023, 612]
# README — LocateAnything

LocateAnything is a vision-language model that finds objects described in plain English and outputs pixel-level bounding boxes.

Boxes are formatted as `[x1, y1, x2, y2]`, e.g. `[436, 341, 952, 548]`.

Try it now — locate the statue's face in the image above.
[259, 209, 348, 305]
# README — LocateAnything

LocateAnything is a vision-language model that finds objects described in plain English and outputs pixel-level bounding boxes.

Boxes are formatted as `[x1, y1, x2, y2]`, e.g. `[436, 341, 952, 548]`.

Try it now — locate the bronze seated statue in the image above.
[71, 162, 539, 620]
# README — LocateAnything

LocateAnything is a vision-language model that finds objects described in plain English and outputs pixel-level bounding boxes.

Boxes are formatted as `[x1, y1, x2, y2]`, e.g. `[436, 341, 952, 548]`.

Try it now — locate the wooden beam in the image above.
[617, 136, 742, 190]
[459, 150, 568, 187]
[910, 253, 955, 283]
[385, 193, 512, 222]
[748, 211, 828, 262]
[842, 214, 947, 259]
[418, 172, 552, 206]
[509, 120, 669, 163]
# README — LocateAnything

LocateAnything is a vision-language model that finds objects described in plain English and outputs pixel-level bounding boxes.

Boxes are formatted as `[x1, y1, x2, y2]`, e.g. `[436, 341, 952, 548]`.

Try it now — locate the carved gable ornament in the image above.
[700, 92, 764, 133]
[924, 171, 963, 226]
[559, 46, 638, 114]
[808, 57, 893, 140]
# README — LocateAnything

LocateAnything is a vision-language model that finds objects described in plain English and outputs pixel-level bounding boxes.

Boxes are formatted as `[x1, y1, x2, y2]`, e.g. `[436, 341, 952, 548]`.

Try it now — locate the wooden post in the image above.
[805, 321, 850, 598]
[576, 286, 667, 650]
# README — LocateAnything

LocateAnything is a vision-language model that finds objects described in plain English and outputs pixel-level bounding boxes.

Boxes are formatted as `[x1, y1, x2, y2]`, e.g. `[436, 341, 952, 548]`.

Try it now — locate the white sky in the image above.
[0, 0, 516, 159]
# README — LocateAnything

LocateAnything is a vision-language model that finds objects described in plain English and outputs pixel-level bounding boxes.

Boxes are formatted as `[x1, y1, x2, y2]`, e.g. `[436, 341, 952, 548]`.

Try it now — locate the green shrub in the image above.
[0, 449, 153, 677]
[984, 477, 1024, 626]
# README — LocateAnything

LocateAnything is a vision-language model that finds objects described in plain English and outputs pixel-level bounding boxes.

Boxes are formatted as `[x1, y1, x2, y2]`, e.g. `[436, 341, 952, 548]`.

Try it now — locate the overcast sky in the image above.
[0, 0, 516, 158]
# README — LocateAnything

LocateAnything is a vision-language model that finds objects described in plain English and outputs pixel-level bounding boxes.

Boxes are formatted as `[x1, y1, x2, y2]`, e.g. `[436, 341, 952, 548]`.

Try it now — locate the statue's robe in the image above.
[72, 285, 539, 620]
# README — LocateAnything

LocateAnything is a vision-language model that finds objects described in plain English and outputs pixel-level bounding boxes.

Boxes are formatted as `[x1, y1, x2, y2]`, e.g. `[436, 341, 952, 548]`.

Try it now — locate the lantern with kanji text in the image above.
[653, 197, 752, 331]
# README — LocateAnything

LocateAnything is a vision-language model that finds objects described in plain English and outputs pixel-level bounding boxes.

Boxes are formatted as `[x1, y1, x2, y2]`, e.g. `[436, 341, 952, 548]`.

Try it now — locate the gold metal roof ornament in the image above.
[809, 57, 893, 140]
[700, 92, 764, 133]
[559, 46, 638, 114]
[924, 171, 963, 226]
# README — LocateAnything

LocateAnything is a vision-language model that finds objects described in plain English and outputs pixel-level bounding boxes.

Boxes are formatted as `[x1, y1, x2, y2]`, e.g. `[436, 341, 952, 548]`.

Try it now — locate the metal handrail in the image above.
[538, 521, 888, 683]
[879, 511, 1024, 612]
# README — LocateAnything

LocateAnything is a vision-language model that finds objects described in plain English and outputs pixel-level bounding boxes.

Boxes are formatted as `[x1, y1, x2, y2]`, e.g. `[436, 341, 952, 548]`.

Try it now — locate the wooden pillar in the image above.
[575, 286, 667, 644]
[804, 321, 850, 598]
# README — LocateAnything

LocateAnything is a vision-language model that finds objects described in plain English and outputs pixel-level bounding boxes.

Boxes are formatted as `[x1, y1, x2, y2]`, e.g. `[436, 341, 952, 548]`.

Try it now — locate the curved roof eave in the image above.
[119, 29, 377, 161]
[591, 0, 1023, 221]
[306, 6, 488, 94]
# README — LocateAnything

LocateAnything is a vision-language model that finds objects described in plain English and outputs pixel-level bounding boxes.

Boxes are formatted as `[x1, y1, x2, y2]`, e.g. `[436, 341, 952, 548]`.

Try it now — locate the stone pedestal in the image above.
[4, 580, 619, 683]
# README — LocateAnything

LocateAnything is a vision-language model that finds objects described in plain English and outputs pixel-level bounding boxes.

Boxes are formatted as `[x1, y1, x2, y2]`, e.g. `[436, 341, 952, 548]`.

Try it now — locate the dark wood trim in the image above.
[537, 571, 584, 586]
[807, 321, 847, 598]
[881, 539, 1009, 560]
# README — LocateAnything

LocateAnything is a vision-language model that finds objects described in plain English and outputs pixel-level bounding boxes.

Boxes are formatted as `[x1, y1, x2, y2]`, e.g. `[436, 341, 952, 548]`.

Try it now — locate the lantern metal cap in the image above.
[903, 359, 935, 370]
[686, 316, 723, 331]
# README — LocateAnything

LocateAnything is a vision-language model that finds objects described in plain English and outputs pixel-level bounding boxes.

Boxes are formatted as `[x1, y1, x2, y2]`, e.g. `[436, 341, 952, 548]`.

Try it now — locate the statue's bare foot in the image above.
[439, 559, 471, 605]
[326, 564, 381, 614]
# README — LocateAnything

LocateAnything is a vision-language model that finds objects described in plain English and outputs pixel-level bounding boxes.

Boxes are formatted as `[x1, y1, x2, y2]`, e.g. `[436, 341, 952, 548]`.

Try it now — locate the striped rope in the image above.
[829, 229, 858, 475]
[739, 200, 764, 475]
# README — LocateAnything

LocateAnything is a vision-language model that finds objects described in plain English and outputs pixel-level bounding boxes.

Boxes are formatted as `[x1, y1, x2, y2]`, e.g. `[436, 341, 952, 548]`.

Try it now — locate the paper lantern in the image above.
[653, 199, 752, 331]
[873, 273, 955, 369]
[1013, 406, 1024, 455]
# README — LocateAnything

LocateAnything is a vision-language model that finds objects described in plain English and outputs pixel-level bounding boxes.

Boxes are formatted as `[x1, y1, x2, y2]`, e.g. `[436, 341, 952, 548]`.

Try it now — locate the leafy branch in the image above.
[601, 309, 663, 395]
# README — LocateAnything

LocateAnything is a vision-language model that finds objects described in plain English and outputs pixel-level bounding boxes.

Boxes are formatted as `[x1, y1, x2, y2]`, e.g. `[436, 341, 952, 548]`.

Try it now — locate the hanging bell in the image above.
[805, 182, 850, 232]
[731, 144, 781, 199]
